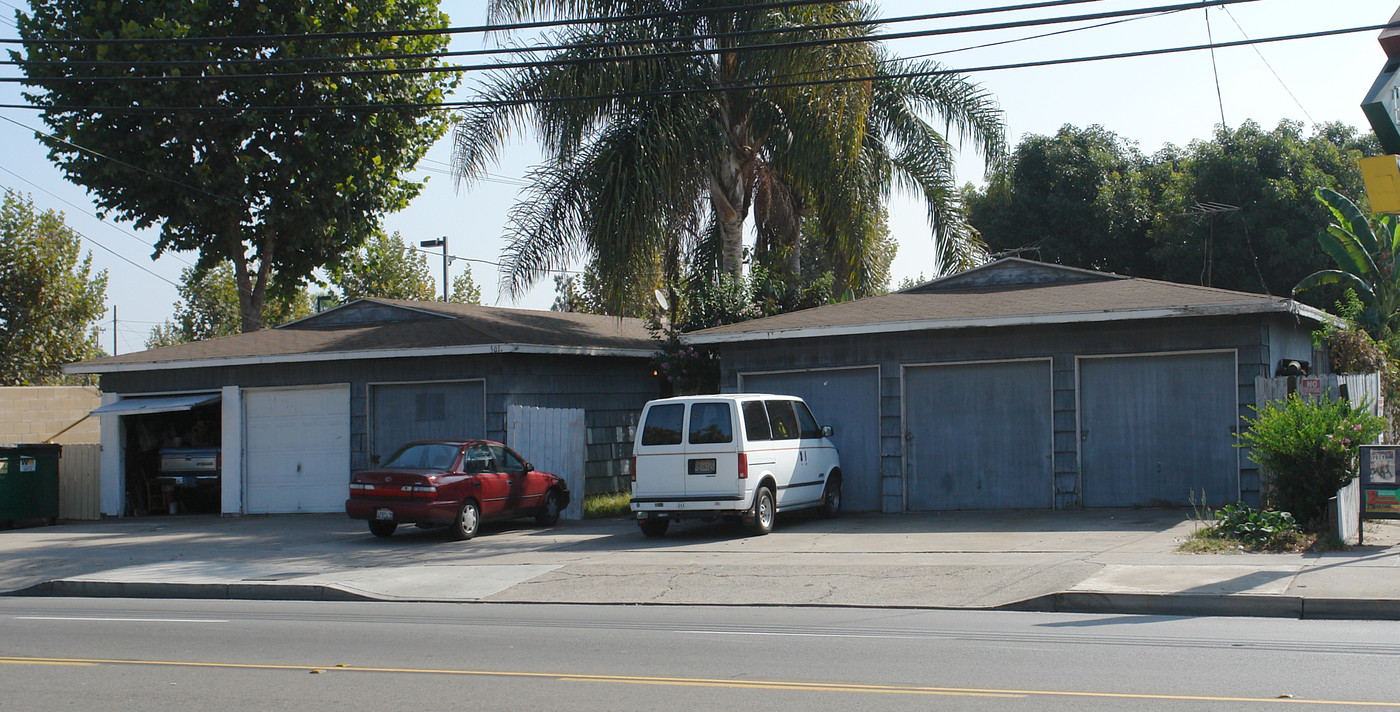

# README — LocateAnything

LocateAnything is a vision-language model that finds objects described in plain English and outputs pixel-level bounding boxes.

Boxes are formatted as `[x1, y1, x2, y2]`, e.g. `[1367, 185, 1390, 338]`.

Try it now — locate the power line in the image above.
[1220, 4, 1314, 124]
[0, 0, 1117, 49]
[0, 0, 866, 47]
[0, 0, 1118, 70]
[1, 20, 1388, 115]
[0, 0, 1254, 86]
[0, 184, 180, 287]
[0, 162, 195, 268]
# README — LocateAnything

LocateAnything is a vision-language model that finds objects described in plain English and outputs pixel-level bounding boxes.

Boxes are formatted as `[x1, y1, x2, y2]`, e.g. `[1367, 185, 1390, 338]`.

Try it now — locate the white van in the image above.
[629, 394, 842, 537]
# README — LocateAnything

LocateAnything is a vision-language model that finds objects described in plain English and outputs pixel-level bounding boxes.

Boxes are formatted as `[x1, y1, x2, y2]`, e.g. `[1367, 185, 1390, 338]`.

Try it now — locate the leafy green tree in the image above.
[329, 231, 436, 302]
[1295, 189, 1400, 338]
[0, 191, 106, 384]
[967, 124, 1155, 275]
[967, 120, 1375, 299]
[455, 0, 1004, 311]
[145, 263, 311, 348]
[17, 0, 459, 332]
[1149, 121, 1372, 296]
[449, 266, 482, 305]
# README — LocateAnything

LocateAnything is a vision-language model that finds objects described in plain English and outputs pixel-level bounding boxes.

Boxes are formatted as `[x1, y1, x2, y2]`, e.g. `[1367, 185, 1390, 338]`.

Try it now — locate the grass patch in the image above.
[583, 490, 632, 519]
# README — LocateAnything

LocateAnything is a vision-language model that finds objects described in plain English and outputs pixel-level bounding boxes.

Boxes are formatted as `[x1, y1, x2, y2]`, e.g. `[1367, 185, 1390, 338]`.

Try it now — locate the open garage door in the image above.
[905, 359, 1053, 511]
[369, 380, 486, 466]
[1079, 351, 1238, 507]
[243, 385, 350, 514]
[742, 368, 881, 512]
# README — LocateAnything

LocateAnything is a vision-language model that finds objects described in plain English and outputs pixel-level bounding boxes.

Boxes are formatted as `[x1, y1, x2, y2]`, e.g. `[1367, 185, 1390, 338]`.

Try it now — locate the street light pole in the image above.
[419, 236, 448, 301]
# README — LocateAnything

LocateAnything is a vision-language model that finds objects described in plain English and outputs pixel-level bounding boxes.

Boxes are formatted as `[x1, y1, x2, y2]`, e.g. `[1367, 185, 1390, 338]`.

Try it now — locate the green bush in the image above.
[1238, 395, 1385, 530]
[1210, 503, 1301, 548]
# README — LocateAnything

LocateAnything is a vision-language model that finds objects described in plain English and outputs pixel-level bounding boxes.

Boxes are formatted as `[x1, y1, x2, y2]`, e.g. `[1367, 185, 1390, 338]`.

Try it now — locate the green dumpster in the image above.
[0, 443, 61, 525]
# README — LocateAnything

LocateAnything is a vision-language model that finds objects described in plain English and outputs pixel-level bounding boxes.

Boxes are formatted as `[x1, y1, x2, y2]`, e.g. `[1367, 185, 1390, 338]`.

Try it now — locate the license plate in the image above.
[375, 508, 394, 521]
[688, 458, 717, 475]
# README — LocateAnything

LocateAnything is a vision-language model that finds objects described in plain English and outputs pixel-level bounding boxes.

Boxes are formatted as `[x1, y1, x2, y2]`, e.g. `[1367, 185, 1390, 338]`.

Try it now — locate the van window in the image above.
[641, 404, 685, 445]
[794, 401, 823, 439]
[689, 402, 733, 444]
[741, 400, 772, 441]
[765, 400, 800, 440]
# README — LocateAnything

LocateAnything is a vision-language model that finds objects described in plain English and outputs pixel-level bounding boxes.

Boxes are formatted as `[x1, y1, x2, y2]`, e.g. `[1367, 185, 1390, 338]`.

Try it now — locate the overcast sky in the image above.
[0, 0, 1392, 354]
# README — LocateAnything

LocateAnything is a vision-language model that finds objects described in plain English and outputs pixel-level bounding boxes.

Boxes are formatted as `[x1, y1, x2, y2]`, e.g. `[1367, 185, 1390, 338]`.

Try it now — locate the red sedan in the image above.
[345, 440, 570, 540]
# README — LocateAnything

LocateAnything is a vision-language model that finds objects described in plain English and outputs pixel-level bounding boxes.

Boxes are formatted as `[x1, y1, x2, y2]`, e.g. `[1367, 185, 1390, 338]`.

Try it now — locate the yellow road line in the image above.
[0, 655, 1394, 706]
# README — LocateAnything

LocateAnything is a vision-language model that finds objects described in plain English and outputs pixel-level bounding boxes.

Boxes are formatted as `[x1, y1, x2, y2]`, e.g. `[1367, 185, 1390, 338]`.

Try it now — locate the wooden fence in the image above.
[58, 443, 101, 521]
[506, 405, 586, 521]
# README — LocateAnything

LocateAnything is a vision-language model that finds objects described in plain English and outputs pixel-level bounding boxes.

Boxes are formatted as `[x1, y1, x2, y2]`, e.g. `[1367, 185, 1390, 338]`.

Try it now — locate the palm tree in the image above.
[1295, 188, 1400, 338]
[454, 0, 1005, 310]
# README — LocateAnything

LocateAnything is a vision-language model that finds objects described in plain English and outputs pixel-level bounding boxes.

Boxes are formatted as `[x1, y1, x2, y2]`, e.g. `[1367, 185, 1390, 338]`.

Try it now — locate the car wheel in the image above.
[639, 518, 669, 538]
[536, 489, 562, 527]
[819, 477, 842, 519]
[749, 487, 774, 536]
[449, 499, 480, 541]
[368, 521, 397, 538]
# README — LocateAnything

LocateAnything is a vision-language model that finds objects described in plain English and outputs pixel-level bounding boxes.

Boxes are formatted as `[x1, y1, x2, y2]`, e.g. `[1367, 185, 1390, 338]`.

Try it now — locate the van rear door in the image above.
[635, 402, 687, 498]
[684, 400, 741, 498]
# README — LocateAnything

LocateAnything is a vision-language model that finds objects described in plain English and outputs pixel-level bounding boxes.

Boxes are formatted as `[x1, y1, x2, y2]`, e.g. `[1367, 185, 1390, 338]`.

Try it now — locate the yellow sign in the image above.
[1360, 155, 1400, 214]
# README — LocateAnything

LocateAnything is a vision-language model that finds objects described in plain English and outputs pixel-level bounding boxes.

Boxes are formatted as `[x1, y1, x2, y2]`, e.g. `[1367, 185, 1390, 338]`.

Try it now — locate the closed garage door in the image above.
[905, 360, 1053, 511]
[742, 368, 881, 512]
[244, 385, 350, 514]
[370, 381, 485, 465]
[1079, 352, 1237, 507]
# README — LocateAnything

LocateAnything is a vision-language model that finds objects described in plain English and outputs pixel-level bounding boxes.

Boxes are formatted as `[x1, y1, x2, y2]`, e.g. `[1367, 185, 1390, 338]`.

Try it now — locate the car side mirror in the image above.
[524, 462, 534, 472]
[822, 425, 834, 437]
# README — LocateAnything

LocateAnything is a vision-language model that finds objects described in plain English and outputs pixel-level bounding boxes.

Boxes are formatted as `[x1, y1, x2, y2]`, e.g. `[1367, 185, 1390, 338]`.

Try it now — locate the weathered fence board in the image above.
[58, 443, 101, 521]
[506, 405, 586, 521]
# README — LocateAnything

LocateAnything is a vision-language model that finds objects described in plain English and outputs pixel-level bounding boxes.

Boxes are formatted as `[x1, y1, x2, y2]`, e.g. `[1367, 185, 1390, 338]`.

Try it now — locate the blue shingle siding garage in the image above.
[904, 359, 1054, 511]
[1077, 351, 1239, 507]
[66, 300, 660, 517]
[686, 259, 1327, 512]
[740, 367, 882, 512]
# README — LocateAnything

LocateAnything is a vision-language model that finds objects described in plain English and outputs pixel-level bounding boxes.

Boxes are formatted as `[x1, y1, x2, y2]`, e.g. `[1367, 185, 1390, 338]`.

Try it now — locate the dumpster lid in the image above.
[90, 393, 221, 416]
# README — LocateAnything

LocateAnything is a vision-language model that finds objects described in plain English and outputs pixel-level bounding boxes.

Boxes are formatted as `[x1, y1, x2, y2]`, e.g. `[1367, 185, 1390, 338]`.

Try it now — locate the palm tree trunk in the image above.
[710, 172, 748, 278]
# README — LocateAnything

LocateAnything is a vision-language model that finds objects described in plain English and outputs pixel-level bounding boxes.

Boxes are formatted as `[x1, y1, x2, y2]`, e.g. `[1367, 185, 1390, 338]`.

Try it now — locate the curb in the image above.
[1005, 592, 1400, 621]
[7, 580, 1400, 621]
[6, 580, 373, 602]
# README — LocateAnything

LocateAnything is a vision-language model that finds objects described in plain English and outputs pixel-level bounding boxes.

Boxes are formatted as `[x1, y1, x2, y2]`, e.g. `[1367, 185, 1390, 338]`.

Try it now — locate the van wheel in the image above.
[368, 521, 397, 538]
[640, 518, 669, 538]
[449, 500, 480, 541]
[749, 487, 774, 536]
[819, 477, 842, 519]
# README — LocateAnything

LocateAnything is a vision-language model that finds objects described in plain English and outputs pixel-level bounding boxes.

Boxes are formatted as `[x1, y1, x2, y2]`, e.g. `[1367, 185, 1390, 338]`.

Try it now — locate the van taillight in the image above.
[738, 453, 748, 479]
[630, 456, 637, 483]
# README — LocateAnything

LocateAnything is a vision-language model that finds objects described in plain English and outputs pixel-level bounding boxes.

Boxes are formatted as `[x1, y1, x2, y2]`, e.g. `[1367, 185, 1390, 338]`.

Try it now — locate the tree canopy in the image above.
[455, 0, 1004, 313]
[0, 191, 106, 384]
[966, 120, 1376, 303]
[328, 231, 437, 303]
[17, 0, 459, 332]
[146, 263, 312, 349]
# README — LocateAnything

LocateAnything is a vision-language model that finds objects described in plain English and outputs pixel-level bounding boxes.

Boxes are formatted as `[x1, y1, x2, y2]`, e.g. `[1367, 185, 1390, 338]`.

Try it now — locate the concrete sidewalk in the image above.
[2, 509, 1398, 619]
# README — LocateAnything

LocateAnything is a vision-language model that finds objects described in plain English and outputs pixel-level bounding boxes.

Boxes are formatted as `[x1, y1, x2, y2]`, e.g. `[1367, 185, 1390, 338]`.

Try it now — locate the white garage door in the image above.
[243, 385, 350, 514]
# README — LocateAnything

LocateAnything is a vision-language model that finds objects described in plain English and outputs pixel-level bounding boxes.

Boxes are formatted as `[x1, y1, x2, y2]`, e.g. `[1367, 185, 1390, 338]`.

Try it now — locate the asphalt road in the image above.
[2, 598, 1398, 710]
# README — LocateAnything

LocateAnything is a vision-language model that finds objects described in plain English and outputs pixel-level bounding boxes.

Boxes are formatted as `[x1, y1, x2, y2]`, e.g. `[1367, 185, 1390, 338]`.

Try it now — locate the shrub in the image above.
[1210, 503, 1301, 548]
[1238, 395, 1385, 531]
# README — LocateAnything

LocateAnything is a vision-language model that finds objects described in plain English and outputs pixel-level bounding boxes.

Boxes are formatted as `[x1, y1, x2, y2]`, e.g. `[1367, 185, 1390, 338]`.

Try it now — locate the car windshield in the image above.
[382, 443, 459, 470]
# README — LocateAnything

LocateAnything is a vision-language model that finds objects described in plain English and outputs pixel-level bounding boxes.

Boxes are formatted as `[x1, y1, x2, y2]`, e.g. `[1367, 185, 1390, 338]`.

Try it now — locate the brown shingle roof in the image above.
[67, 299, 656, 373]
[687, 260, 1328, 344]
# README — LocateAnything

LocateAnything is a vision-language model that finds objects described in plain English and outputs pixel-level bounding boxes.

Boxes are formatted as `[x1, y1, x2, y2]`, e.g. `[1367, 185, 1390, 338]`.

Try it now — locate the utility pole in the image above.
[112, 305, 117, 356]
[420, 237, 448, 301]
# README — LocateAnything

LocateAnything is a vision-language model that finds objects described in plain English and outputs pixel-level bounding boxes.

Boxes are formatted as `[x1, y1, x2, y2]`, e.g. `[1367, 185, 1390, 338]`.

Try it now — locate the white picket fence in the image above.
[506, 405, 586, 521]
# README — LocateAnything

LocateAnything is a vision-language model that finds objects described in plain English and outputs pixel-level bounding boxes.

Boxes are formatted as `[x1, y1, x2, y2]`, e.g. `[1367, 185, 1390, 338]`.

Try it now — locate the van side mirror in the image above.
[822, 425, 834, 437]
